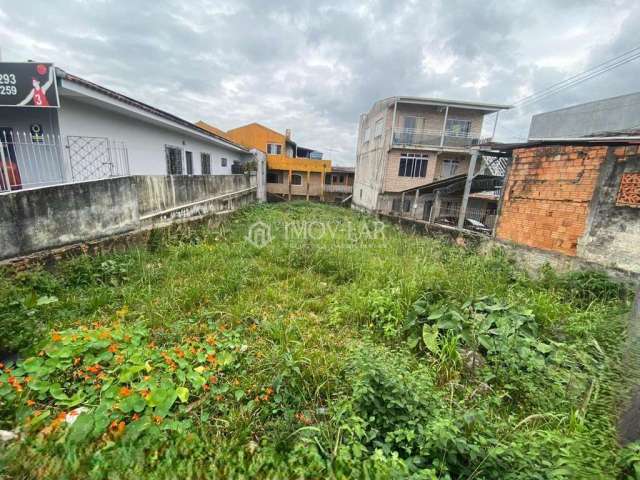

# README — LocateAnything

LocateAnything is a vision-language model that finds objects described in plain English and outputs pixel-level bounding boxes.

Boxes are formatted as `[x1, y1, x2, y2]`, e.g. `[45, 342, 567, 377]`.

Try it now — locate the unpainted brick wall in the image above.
[495, 145, 608, 255]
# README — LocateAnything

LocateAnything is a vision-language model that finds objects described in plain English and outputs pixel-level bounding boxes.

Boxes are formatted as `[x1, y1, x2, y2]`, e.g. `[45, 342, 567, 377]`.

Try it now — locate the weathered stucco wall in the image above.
[579, 148, 640, 273]
[0, 174, 256, 261]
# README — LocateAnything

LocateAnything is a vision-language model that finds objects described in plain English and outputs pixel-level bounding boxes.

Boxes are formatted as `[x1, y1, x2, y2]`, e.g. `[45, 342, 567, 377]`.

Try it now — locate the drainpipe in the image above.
[440, 105, 450, 148]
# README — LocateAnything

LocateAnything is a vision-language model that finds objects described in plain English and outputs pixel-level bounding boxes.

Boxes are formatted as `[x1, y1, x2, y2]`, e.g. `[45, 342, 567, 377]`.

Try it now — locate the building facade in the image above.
[0, 62, 252, 192]
[352, 96, 511, 212]
[219, 122, 334, 201]
[529, 91, 640, 140]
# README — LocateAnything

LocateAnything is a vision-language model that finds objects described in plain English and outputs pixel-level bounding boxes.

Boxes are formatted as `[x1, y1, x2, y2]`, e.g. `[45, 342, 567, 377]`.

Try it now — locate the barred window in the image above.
[201, 153, 211, 175]
[165, 145, 182, 175]
[185, 151, 193, 175]
[398, 153, 428, 177]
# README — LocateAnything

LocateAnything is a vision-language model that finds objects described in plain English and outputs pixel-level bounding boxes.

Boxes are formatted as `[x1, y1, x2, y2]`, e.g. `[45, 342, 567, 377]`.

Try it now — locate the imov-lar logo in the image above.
[245, 221, 272, 248]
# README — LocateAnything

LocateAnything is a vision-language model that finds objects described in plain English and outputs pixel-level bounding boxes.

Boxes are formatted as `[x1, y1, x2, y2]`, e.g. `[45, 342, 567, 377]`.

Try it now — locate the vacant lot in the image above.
[0, 203, 636, 478]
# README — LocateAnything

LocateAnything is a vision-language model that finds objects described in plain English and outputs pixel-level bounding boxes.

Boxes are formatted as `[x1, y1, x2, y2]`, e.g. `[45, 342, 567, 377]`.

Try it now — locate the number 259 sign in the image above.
[0, 62, 60, 108]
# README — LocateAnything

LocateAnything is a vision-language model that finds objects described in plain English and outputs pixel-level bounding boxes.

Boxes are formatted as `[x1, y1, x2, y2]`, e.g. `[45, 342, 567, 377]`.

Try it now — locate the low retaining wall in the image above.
[0, 174, 256, 262]
[381, 213, 639, 285]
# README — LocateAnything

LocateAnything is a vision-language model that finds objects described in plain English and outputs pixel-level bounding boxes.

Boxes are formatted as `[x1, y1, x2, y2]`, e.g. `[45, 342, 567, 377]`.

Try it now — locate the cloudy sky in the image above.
[1, 0, 638, 165]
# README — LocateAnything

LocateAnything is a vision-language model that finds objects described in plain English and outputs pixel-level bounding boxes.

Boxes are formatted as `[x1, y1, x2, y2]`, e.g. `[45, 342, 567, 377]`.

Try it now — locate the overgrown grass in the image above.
[0, 202, 636, 479]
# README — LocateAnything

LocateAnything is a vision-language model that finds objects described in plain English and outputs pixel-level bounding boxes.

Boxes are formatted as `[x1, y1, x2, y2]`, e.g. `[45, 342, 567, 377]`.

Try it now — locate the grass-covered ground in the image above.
[0, 202, 637, 479]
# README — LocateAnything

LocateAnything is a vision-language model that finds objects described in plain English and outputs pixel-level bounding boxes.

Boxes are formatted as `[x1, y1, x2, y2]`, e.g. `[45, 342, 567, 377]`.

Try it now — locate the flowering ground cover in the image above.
[0, 202, 636, 478]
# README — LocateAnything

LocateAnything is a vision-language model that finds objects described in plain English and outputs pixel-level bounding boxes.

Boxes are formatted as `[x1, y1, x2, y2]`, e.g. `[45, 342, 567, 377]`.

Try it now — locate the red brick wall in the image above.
[495, 145, 608, 255]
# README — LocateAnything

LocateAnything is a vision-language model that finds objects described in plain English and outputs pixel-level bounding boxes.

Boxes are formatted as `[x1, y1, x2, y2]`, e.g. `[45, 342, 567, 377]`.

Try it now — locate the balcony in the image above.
[324, 184, 353, 193]
[392, 128, 482, 150]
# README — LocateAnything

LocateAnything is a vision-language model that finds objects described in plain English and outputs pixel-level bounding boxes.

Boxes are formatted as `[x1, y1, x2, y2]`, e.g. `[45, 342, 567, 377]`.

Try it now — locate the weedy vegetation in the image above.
[0, 202, 636, 479]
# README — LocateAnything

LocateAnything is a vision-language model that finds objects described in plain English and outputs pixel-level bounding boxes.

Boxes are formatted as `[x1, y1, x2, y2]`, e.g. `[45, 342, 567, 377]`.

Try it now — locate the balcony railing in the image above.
[324, 184, 353, 193]
[392, 128, 481, 149]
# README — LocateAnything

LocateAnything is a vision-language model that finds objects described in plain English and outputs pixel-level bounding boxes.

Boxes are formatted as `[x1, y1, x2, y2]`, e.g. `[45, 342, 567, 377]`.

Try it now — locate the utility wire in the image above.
[513, 44, 640, 108]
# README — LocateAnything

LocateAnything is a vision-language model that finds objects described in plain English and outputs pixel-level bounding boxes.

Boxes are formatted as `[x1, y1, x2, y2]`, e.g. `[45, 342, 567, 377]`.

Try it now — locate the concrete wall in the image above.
[529, 91, 640, 139]
[58, 97, 249, 177]
[0, 174, 256, 261]
[579, 148, 640, 272]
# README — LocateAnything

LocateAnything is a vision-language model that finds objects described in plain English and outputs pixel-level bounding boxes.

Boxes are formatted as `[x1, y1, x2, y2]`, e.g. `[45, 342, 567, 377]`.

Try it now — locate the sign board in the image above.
[0, 62, 59, 108]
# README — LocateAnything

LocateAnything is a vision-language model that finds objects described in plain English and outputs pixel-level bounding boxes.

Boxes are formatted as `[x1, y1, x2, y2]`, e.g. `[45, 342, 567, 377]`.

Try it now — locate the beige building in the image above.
[352, 96, 511, 212]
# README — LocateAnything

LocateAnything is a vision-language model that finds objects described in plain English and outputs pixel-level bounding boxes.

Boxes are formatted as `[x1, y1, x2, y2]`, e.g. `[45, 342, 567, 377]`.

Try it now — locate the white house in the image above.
[0, 62, 253, 191]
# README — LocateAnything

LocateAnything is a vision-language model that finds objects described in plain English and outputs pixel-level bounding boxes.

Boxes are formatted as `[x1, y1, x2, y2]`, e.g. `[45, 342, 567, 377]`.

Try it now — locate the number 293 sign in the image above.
[0, 62, 60, 108]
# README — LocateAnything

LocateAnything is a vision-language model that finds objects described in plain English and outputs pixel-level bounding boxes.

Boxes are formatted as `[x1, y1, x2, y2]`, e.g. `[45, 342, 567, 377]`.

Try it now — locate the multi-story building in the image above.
[198, 121, 339, 201]
[352, 96, 511, 212]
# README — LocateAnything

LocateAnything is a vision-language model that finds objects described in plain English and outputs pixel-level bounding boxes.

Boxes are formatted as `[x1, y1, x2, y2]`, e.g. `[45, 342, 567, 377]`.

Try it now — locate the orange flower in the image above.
[24, 376, 32, 383]
[108, 343, 118, 353]
[206, 354, 217, 365]
[261, 394, 269, 401]
[27, 399, 35, 406]
[209, 375, 218, 385]
[153, 415, 163, 425]
[0, 362, 4, 369]
[73, 357, 81, 366]
[141, 389, 150, 399]
[174, 348, 185, 358]
[119, 386, 132, 397]
[56, 411, 67, 421]
[51, 332, 62, 342]
[203, 384, 210, 391]
[215, 394, 223, 402]
[265, 387, 274, 396]
[86, 364, 102, 375]
[131, 413, 140, 421]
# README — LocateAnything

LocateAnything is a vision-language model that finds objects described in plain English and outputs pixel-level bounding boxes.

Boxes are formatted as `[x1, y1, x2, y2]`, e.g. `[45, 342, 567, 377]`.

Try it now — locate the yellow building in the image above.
[198, 121, 332, 201]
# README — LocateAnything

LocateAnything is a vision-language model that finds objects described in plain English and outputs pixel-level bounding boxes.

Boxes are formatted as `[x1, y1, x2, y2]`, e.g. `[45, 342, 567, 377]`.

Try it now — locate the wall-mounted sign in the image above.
[0, 62, 59, 108]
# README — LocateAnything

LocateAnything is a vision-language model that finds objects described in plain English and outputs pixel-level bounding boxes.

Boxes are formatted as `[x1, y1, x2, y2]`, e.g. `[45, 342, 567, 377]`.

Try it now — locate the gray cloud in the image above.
[1, 0, 638, 164]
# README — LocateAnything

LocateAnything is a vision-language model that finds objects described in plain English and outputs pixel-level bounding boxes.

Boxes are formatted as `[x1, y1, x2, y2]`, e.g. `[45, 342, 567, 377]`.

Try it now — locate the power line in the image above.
[513, 44, 640, 109]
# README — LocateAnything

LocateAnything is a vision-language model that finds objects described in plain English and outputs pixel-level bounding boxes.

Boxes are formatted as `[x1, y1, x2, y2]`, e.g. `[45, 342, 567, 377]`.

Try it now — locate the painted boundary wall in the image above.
[0, 174, 256, 261]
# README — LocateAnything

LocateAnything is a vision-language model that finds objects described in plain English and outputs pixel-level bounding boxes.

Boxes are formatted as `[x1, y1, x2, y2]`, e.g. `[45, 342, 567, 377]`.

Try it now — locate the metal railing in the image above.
[432, 203, 497, 233]
[324, 184, 353, 193]
[0, 130, 129, 193]
[392, 128, 482, 149]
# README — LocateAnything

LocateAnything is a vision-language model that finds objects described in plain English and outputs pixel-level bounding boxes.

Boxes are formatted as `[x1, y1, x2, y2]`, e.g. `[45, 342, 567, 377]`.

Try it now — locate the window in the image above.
[201, 153, 211, 175]
[185, 151, 193, 175]
[291, 174, 303, 185]
[267, 143, 282, 155]
[398, 153, 428, 177]
[441, 159, 460, 178]
[359, 189, 362, 199]
[165, 145, 182, 175]
[363, 127, 371, 144]
[267, 172, 281, 184]
[221, 157, 228, 167]
[374, 118, 384, 138]
[445, 119, 471, 137]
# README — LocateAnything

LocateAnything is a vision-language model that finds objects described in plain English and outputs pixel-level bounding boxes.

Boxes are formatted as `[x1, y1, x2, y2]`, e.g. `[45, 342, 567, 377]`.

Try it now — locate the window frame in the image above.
[445, 119, 471, 137]
[291, 173, 303, 186]
[267, 143, 282, 155]
[185, 151, 193, 175]
[441, 158, 460, 178]
[398, 153, 428, 178]
[200, 152, 212, 175]
[221, 157, 228, 167]
[165, 145, 183, 175]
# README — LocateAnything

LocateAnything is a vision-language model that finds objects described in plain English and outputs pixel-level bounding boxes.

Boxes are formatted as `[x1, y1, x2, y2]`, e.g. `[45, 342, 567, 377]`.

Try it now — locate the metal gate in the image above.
[67, 136, 129, 182]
